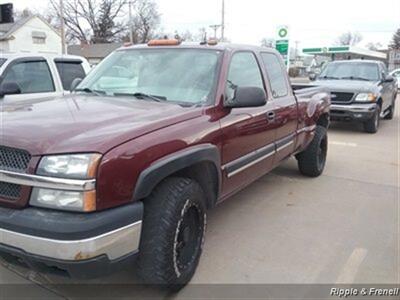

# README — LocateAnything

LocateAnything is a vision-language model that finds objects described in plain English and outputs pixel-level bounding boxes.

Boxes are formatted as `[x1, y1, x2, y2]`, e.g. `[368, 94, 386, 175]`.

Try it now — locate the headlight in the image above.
[31, 153, 101, 212]
[37, 153, 101, 179]
[355, 93, 377, 102]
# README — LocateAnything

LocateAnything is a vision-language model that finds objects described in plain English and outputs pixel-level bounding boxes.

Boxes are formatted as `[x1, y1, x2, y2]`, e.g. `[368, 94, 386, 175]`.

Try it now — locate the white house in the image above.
[0, 15, 62, 54]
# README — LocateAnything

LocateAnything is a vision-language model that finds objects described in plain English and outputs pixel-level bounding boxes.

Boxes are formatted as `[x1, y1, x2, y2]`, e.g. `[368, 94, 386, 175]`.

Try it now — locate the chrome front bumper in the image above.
[330, 103, 378, 121]
[331, 103, 377, 113]
[0, 221, 142, 261]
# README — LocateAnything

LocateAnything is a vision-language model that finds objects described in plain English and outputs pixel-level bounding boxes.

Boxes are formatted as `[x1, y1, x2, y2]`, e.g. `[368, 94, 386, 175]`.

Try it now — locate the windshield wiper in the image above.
[340, 76, 370, 81]
[75, 87, 106, 96]
[113, 92, 167, 102]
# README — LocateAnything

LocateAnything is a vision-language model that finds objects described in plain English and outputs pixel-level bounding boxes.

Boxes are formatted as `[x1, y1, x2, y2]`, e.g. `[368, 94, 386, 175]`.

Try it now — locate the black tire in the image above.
[384, 98, 395, 120]
[297, 125, 328, 177]
[363, 106, 381, 133]
[137, 177, 207, 288]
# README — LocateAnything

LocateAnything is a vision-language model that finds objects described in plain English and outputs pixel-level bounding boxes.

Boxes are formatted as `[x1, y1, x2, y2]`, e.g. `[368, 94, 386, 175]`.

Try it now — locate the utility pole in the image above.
[128, 1, 133, 43]
[221, 0, 225, 41]
[60, 0, 66, 54]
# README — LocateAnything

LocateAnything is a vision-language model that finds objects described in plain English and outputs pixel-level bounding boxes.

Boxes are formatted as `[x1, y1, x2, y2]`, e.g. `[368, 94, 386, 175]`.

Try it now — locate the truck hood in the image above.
[0, 95, 201, 155]
[312, 79, 379, 93]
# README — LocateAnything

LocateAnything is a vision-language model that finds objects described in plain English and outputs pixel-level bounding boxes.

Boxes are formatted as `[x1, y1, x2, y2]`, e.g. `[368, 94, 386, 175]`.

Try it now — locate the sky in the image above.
[4, 0, 400, 48]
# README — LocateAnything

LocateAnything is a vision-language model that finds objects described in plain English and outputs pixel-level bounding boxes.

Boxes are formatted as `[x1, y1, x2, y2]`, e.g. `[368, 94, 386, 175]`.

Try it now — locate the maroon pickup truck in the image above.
[0, 40, 330, 287]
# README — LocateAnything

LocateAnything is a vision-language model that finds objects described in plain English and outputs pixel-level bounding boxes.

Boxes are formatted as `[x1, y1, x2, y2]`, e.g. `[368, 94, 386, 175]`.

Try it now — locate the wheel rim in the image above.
[317, 135, 327, 171]
[174, 204, 203, 274]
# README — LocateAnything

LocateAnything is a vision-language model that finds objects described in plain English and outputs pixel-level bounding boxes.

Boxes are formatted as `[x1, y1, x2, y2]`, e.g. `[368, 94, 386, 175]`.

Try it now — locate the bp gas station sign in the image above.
[276, 26, 290, 68]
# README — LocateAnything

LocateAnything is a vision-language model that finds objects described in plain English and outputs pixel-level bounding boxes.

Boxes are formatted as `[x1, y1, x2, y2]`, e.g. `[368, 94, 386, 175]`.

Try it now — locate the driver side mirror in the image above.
[384, 75, 394, 83]
[224, 86, 267, 108]
[70, 78, 83, 92]
[0, 82, 22, 98]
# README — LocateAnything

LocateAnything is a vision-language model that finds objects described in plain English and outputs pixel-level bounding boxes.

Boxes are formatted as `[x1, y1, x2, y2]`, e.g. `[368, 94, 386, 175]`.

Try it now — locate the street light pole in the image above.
[129, 1, 133, 43]
[60, 0, 66, 54]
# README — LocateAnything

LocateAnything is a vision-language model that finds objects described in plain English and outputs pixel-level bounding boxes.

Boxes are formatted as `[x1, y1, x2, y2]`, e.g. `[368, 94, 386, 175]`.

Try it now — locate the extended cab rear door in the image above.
[260, 52, 298, 164]
[0, 57, 61, 103]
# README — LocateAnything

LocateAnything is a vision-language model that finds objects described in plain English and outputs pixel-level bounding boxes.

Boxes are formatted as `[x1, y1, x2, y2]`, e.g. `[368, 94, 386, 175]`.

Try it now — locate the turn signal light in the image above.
[148, 39, 181, 46]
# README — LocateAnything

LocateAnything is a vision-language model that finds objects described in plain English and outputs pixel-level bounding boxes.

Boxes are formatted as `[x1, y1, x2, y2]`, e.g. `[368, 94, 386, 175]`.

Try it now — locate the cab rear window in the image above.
[55, 61, 86, 90]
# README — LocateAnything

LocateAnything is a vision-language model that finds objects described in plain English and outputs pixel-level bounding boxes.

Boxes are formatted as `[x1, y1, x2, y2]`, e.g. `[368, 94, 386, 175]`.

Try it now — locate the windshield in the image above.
[77, 48, 222, 105]
[319, 62, 380, 81]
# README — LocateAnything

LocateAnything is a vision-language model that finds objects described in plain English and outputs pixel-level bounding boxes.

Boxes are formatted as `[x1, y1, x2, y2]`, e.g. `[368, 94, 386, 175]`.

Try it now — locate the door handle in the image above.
[266, 111, 276, 121]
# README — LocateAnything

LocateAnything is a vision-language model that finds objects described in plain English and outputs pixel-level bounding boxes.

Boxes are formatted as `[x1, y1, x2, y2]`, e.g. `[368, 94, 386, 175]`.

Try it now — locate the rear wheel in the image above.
[137, 177, 206, 289]
[363, 106, 381, 133]
[297, 125, 328, 177]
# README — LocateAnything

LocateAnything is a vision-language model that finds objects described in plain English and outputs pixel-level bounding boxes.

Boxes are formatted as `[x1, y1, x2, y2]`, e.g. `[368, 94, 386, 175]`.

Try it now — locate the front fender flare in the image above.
[133, 144, 221, 201]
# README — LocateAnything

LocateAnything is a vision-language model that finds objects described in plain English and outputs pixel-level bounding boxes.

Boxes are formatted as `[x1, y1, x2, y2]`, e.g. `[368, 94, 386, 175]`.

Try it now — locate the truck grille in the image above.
[0, 182, 21, 199]
[331, 92, 354, 103]
[0, 146, 31, 202]
[0, 146, 31, 173]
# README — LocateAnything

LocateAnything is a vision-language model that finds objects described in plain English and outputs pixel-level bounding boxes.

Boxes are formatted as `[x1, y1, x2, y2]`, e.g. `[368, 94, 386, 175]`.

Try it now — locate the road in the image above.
[1, 95, 399, 299]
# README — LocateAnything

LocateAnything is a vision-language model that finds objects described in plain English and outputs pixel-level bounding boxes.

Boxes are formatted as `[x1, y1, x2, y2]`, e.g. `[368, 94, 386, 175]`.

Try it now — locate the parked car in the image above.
[309, 60, 397, 133]
[0, 41, 330, 288]
[0, 53, 91, 103]
[390, 68, 400, 90]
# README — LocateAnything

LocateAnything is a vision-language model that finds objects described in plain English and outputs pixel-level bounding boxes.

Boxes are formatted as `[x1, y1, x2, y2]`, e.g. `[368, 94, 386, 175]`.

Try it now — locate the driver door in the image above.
[1, 58, 60, 103]
[220, 51, 277, 199]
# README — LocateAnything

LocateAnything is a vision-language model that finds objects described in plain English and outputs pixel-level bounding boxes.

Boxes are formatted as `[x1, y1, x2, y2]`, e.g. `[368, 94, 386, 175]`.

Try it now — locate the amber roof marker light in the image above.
[148, 39, 181, 46]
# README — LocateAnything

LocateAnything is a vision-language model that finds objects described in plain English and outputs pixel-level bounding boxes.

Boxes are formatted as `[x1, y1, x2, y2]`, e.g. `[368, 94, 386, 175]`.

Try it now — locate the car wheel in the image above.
[137, 177, 206, 289]
[363, 106, 381, 133]
[296, 125, 328, 177]
[384, 98, 395, 120]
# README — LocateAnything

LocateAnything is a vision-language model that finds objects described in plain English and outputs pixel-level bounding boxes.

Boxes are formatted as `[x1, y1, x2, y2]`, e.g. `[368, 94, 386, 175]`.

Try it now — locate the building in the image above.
[0, 15, 62, 54]
[68, 43, 123, 66]
[302, 46, 387, 62]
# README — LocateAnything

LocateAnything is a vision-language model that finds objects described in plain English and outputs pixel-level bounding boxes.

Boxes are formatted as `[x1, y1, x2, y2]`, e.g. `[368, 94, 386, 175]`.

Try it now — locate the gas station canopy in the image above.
[302, 46, 387, 61]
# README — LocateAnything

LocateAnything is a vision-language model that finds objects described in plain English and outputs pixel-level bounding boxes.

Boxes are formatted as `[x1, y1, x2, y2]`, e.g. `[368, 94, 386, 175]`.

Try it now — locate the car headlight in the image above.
[355, 93, 377, 102]
[37, 153, 101, 179]
[31, 154, 101, 212]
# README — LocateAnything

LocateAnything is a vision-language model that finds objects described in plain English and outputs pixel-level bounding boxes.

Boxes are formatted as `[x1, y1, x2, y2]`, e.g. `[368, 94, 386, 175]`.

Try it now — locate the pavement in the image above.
[0, 95, 399, 299]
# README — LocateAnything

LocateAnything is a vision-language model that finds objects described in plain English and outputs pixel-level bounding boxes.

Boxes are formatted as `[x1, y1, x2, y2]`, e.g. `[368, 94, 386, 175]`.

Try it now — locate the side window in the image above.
[226, 52, 264, 101]
[55, 61, 86, 90]
[2, 60, 55, 94]
[261, 53, 288, 98]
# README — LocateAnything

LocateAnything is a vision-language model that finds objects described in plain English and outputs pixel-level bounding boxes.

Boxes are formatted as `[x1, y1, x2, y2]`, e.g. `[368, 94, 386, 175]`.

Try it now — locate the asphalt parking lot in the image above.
[1, 95, 399, 299]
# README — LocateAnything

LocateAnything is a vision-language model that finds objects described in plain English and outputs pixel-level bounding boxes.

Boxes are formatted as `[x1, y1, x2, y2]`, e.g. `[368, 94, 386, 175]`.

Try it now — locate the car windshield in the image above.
[319, 62, 380, 81]
[77, 48, 222, 105]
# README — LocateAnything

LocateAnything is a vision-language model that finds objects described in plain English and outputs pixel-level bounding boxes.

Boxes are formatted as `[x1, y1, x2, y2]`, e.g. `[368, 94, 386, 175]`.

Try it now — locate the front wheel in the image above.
[384, 98, 395, 120]
[137, 177, 207, 288]
[296, 125, 328, 177]
[363, 106, 380, 133]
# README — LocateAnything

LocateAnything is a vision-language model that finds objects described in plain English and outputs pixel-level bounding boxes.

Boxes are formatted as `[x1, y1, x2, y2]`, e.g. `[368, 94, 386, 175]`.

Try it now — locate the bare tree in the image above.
[128, 0, 160, 44]
[335, 31, 363, 46]
[366, 42, 383, 51]
[50, 0, 128, 43]
[389, 28, 400, 50]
